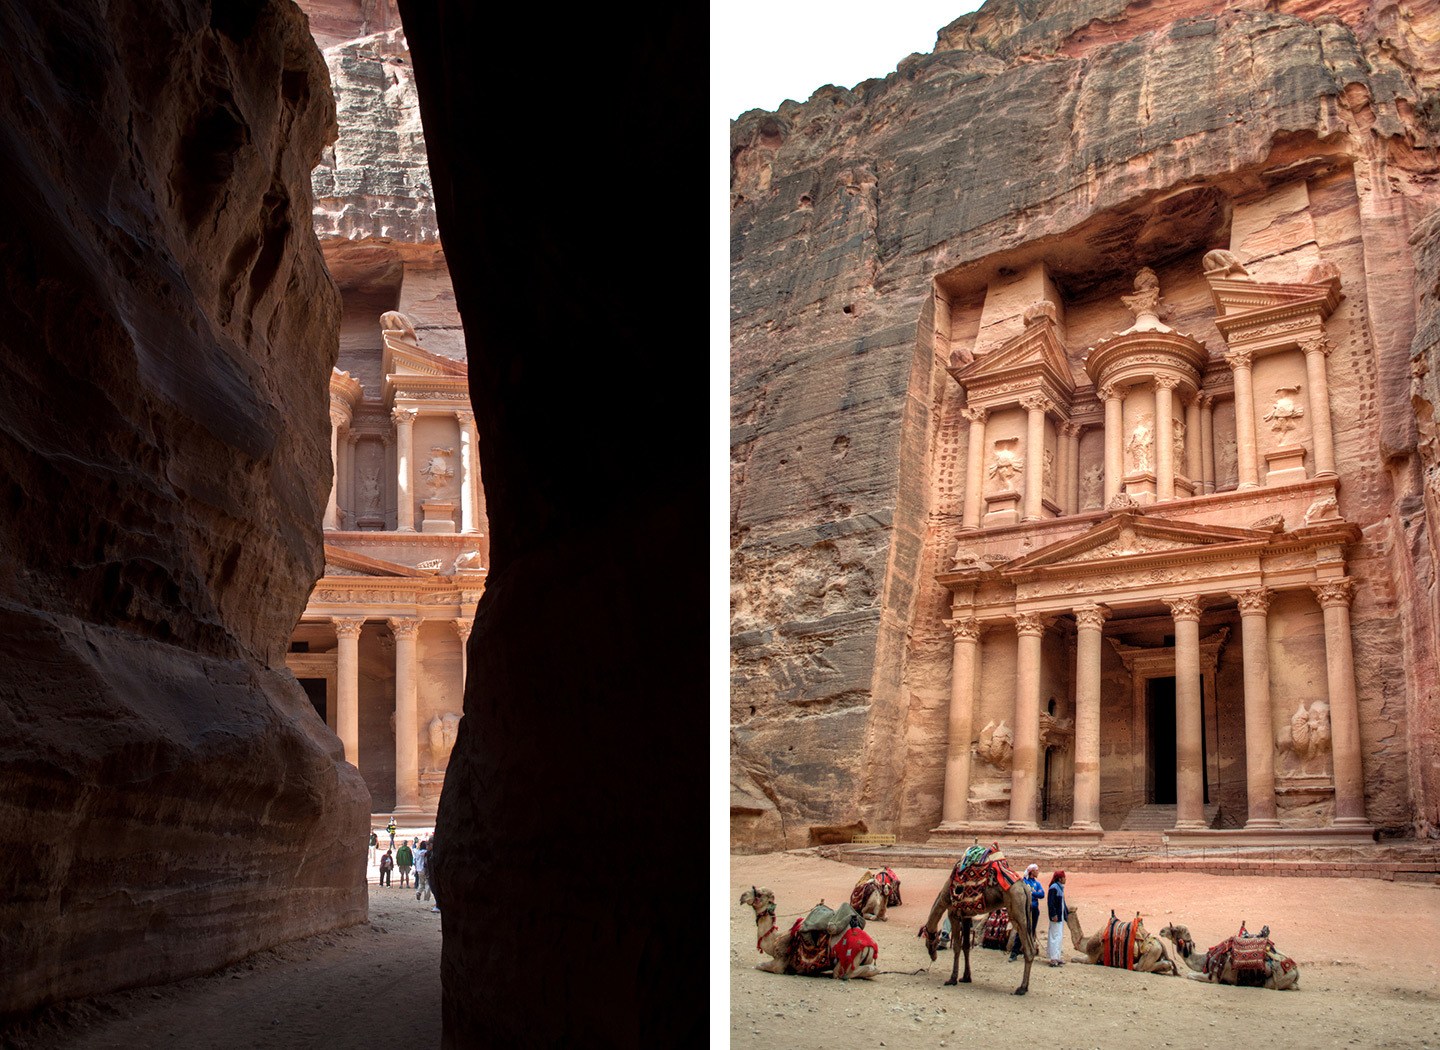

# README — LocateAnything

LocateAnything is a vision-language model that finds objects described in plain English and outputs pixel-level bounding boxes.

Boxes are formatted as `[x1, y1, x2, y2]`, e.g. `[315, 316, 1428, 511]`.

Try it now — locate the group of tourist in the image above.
[367, 820, 441, 913]
[958, 864, 1068, 965]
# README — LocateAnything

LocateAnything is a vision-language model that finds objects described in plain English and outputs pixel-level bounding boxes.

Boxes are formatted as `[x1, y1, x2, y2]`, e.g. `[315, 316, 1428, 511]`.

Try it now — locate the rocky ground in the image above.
[3, 858, 440, 1050]
[730, 851, 1440, 1050]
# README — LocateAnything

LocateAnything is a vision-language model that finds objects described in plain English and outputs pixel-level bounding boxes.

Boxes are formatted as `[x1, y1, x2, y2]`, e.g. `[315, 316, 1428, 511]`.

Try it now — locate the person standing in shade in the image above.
[368, 830, 379, 867]
[413, 841, 429, 901]
[1010, 863, 1045, 962]
[378, 850, 394, 887]
[396, 839, 414, 888]
[1046, 870, 1068, 966]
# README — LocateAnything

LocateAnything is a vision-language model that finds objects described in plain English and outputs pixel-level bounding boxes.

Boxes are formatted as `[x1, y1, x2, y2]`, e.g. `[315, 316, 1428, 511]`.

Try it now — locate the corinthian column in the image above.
[1102, 384, 1125, 505]
[332, 616, 364, 767]
[1165, 595, 1206, 830]
[1232, 589, 1279, 828]
[1302, 335, 1338, 478]
[961, 407, 988, 530]
[1184, 393, 1202, 485]
[389, 616, 422, 812]
[1199, 394, 1216, 494]
[392, 407, 418, 532]
[1071, 604, 1108, 831]
[1006, 613, 1048, 831]
[457, 410, 480, 534]
[454, 618, 473, 688]
[1312, 579, 1369, 826]
[1020, 395, 1052, 521]
[940, 617, 983, 826]
[1155, 377, 1177, 500]
[1225, 349, 1260, 489]
[325, 407, 345, 531]
[1064, 423, 1082, 514]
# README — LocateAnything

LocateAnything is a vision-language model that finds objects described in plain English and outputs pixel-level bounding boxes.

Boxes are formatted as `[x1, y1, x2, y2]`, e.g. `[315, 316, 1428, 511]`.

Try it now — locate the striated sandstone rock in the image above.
[0, 0, 369, 1017]
[731, 0, 1440, 848]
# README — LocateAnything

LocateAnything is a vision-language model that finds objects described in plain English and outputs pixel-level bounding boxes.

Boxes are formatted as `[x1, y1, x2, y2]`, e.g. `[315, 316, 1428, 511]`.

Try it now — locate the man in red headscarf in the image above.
[1046, 871, 1069, 966]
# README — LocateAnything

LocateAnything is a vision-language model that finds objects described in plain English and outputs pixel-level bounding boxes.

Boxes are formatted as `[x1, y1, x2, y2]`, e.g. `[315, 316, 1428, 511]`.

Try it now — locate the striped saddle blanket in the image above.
[1100, 914, 1145, 969]
[1205, 928, 1284, 986]
[949, 844, 1020, 913]
[981, 909, 1011, 950]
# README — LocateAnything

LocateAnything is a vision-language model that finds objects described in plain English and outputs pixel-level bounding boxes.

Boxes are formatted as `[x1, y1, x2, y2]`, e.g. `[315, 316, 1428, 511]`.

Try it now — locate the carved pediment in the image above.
[953, 316, 1076, 400]
[999, 512, 1270, 576]
[1206, 271, 1342, 355]
[322, 543, 437, 579]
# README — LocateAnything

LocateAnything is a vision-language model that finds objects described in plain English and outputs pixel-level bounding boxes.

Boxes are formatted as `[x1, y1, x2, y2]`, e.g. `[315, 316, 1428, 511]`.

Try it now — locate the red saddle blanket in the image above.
[875, 867, 902, 906]
[1100, 916, 1142, 969]
[786, 918, 833, 975]
[1205, 932, 1281, 986]
[849, 878, 879, 911]
[981, 909, 1011, 949]
[948, 845, 1021, 914]
[832, 927, 879, 977]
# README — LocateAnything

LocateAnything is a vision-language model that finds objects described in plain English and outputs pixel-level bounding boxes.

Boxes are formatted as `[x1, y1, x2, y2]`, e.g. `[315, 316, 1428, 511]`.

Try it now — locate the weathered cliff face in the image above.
[0, 0, 369, 1017]
[731, 0, 1440, 848]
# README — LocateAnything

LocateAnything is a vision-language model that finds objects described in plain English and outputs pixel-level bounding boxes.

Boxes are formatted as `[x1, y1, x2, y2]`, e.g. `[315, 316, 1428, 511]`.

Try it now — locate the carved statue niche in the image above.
[1127, 415, 1154, 473]
[1172, 416, 1185, 465]
[1263, 386, 1305, 444]
[1043, 448, 1055, 499]
[428, 711, 462, 769]
[1080, 462, 1103, 509]
[988, 438, 1023, 491]
[1039, 710, 1074, 751]
[976, 719, 1014, 770]
[420, 445, 456, 494]
[1285, 701, 1331, 762]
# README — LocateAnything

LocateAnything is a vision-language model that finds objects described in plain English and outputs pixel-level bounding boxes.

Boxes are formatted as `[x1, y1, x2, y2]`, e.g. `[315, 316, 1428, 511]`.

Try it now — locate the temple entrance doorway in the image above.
[1146, 677, 1177, 805]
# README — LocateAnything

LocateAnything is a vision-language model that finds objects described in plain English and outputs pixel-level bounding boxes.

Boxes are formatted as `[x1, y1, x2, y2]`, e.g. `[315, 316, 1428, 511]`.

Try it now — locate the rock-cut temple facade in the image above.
[729, 0, 1440, 852]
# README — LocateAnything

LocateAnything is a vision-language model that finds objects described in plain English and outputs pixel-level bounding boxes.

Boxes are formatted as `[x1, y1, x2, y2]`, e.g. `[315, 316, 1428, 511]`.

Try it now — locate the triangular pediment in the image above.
[954, 318, 1075, 396]
[322, 544, 436, 579]
[1206, 277, 1341, 322]
[1000, 512, 1270, 575]
[382, 334, 467, 379]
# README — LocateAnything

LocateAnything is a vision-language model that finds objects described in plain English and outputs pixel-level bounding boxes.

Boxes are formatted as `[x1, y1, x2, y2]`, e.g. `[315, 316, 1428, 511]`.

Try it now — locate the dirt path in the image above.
[731, 852, 1440, 1050]
[4, 881, 441, 1050]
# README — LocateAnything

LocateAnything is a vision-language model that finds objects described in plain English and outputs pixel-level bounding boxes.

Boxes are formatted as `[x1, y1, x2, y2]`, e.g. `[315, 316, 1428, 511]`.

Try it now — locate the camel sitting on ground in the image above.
[1064, 907, 1180, 974]
[850, 872, 888, 922]
[1158, 922, 1300, 990]
[919, 858, 1037, 995]
[738, 887, 879, 979]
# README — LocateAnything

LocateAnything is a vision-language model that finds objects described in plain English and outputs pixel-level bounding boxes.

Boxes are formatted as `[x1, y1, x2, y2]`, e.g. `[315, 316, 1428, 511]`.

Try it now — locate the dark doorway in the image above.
[299, 677, 326, 723]
[1147, 677, 1177, 804]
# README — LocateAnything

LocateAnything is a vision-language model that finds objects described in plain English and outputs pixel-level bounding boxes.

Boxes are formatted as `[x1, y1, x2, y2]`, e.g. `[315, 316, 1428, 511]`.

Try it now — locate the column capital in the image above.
[1019, 394, 1054, 415]
[1224, 348, 1253, 371]
[960, 406, 988, 425]
[1231, 588, 1273, 615]
[1060, 421, 1083, 439]
[329, 406, 349, 429]
[1012, 612, 1050, 637]
[1163, 595, 1204, 622]
[391, 406, 418, 427]
[943, 617, 984, 642]
[1312, 578, 1354, 608]
[387, 616, 422, 638]
[1196, 392, 1215, 410]
[1073, 604, 1110, 631]
[1300, 334, 1333, 358]
[1154, 375, 1181, 391]
[332, 616, 365, 639]
[456, 410, 476, 429]
[453, 618, 473, 642]
[1099, 382, 1126, 403]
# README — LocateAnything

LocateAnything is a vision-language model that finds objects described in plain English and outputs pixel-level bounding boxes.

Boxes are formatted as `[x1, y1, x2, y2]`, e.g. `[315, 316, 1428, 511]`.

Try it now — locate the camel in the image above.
[1158, 922, 1300, 990]
[1064, 907, 1180, 975]
[850, 872, 888, 922]
[920, 860, 1038, 994]
[738, 887, 878, 979]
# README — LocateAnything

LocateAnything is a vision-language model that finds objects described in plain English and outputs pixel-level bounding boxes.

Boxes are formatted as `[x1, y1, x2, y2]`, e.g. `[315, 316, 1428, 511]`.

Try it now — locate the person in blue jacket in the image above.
[1046, 870, 1069, 966]
[1010, 863, 1045, 961]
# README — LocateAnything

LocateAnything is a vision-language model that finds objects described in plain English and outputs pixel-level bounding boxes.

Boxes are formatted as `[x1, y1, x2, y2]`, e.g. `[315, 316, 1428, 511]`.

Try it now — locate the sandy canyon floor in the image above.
[729, 852, 1440, 1050]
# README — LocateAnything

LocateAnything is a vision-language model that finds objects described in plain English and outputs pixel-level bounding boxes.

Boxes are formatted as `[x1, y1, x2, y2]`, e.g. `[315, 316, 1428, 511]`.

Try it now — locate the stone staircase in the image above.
[1120, 803, 1222, 831]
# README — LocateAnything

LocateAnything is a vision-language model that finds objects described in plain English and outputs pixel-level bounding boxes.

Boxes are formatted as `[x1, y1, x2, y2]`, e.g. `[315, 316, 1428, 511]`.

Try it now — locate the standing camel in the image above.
[920, 859, 1038, 995]
[1158, 922, 1300, 990]
[1064, 907, 1180, 974]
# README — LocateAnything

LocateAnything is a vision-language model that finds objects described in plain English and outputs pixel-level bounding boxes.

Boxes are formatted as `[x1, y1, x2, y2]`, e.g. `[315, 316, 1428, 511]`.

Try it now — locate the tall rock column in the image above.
[1313, 580, 1370, 827]
[1021, 396, 1050, 521]
[1070, 604, 1107, 831]
[1155, 377, 1177, 500]
[939, 617, 982, 826]
[325, 406, 345, 530]
[1063, 423, 1082, 514]
[1184, 393, 1202, 486]
[1166, 596, 1206, 830]
[333, 617, 365, 766]
[1302, 335, 1338, 478]
[960, 407, 988, 530]
[1232, 589, 1279, 828]
[1102, 385, 1125, 504]
[390, 616, 422, 812]
[393, 407, 418, 532]
[454, 618, 471, 686]
[1226, 350, 1261, 489]
[1006, 613, 1047, 831]
[1199, 394, 1216, 494]
[457, 410, 480, 534]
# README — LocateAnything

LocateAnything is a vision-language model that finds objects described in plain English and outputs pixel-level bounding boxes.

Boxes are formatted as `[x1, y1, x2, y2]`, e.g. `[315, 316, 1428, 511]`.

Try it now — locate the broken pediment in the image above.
[997, 512, 1271, 575]
[951, 313, 1076, 404]
[322, 543, 437, 579]
[1205, 266, 1342, 355]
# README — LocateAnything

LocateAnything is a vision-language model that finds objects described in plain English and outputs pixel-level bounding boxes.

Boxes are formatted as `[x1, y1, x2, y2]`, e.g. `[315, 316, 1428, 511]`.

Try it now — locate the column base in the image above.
[397, 525, 417, 533]
[1313, 470, 1339, 480]
[1003, 820, 1040, 834]
[1332, 816, 1375, 830]
[1171, 820, 1209, 832]
[1068, 820, 1103, 832]
[1164, 824, 1378, 846]
[1243, 817, 1283, 830]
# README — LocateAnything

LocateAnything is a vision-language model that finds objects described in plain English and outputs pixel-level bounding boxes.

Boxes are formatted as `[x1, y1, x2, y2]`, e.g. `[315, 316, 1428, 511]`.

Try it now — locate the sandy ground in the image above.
[730, 852, 1440, 1050]
[5, 848, 440, 1050]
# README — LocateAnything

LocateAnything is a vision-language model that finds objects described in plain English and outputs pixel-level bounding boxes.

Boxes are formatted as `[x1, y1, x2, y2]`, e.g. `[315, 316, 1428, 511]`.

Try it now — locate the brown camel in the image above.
[738, 887, 879, 979]
[1158, 922, 1300, 990]
[851, 872, 888, 922]
[920, 867, 1037, 994]
[1064, 907, 1180, 974]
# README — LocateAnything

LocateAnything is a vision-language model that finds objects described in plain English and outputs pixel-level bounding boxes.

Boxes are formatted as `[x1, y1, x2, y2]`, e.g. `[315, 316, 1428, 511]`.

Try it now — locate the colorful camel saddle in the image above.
[849, 871, 881, 910]
[787, 902, 865, 975]
[1100, 913, 1147, 969]
[875, 866, 902, 906]
[1205, 924, 1296, 986]
[831, 926, 879, 978]
[980, 909, 1011, 950]
[947, 843, 1020, 913]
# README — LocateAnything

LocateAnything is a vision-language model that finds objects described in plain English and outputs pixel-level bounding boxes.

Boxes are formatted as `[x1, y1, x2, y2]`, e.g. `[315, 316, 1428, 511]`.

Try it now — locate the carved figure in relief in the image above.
[380, 310, 419, 341]
[362, 473, 382, 511]
[428, 711, 462, 768]
[1286, 701, 1331, 761]
[1081, 463, 1103, 508]
[1217, 436, 1238, 487]
[1038, 711, 1073, 751]
[1126, 415, 1154, 472]
[1043, 448, 1054, 498]
[420, 446, 455, 493]
[1263, 386, 1304, 444]
[976, 720, 1014, 769]
[1172, 417, 1185, 465]
[1202, 249, 1250, 278]
[988, 438, 1023, 490]
[454, 550, 484, 570]
[1304, 496, 1340, 524]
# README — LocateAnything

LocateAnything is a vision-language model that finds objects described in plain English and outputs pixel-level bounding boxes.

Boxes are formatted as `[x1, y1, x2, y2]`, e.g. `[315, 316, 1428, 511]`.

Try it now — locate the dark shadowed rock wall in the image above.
[730, 0, 1440, 848]
[398, 2, 707, 1046]
[0, 0, 369, 1017]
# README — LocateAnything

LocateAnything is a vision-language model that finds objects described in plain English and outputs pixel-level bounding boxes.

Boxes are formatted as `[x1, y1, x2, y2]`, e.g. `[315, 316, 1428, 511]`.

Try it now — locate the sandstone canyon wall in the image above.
[0, 0, 369, 1017]
[731, 0, 1440, 849]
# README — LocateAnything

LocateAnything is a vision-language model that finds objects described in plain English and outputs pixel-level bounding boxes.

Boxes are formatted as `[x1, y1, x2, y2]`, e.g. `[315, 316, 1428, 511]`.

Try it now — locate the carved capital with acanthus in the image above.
[1300, 334, 1332, 358]
[1224, 348, 1253, 372]
[1060, 421, 1083, 439]
[1099, 383, 1127, 403]
[1163, 595, 1204, 622]
[329, 407, 348, 429]
[943, 617, 984, 643]
[960, 406, 988, 425]
[1311, 578, 1355, 609]
[1073, 604, 1110, 632]
[1019, 394, 1054, 415]
[332, 616, 365, 640]
[1196, 392, 1214, 410]
[1231, 588, 1273, 616]
[453, 618, 473, 642]
[1013, 612, 1050, 637]
[391, 406, 418, 428]
[456, 410, 476, 430]
[1154, 375, 1181, 392]
[387, 616, 422, 638]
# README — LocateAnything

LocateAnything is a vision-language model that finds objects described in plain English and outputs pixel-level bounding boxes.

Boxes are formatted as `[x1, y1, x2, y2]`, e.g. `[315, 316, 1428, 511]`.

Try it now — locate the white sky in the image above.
[712, 1, 987, 119]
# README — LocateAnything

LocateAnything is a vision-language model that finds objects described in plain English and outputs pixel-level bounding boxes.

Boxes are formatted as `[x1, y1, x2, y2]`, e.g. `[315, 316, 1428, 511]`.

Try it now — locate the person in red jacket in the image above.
[379, 849, 394, 887]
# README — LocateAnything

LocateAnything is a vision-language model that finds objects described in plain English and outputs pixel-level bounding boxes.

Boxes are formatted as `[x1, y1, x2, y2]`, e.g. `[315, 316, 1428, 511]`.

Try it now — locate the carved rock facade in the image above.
[731, 0, 1440, 849]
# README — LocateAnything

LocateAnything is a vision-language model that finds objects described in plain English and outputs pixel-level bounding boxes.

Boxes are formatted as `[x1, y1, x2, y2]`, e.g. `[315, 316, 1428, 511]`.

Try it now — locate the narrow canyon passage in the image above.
[6, 880, 439, 1050]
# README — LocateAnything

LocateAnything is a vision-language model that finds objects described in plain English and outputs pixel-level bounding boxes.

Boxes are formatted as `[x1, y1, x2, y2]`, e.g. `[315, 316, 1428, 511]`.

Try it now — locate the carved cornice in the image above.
[1312, 578, 1354, 608]
[1231, 588, 1272, 616]
[1163, 595, 1203, 622]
